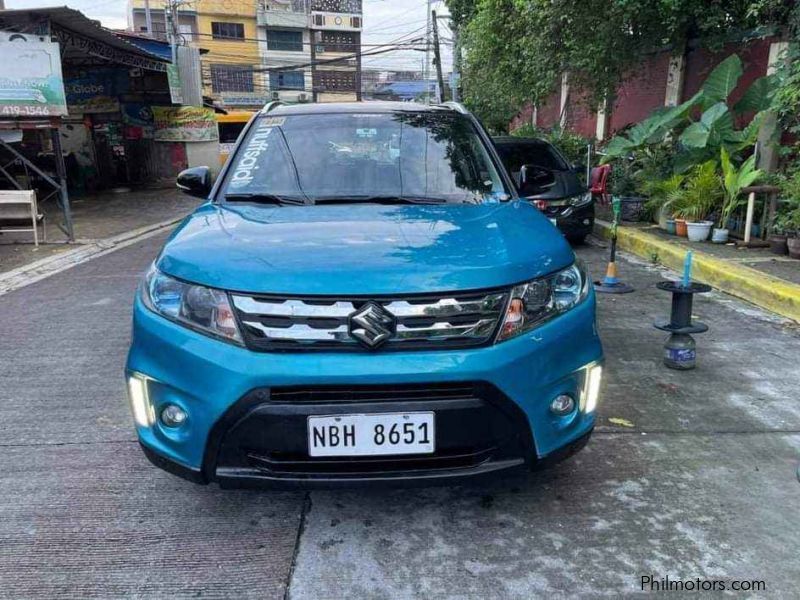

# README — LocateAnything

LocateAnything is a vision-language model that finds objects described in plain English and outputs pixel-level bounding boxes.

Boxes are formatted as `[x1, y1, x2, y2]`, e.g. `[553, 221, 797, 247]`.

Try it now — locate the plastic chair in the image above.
[589, 165, 611, 205]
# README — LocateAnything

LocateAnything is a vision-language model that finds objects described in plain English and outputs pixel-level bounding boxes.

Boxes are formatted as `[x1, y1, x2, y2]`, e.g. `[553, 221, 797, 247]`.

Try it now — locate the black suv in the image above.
[493, 136, 593, 244]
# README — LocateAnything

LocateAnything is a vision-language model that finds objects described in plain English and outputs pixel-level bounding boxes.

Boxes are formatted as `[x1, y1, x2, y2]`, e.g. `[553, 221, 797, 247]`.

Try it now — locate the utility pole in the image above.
[431, 10, 445, 103]
[423, 0, 432, 102]
[144, 0, 153, 36]
[451, 21, 460, 102]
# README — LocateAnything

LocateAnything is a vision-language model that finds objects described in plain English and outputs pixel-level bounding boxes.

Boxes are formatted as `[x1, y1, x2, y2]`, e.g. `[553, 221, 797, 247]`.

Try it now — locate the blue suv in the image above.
[126, 101, 603, 488]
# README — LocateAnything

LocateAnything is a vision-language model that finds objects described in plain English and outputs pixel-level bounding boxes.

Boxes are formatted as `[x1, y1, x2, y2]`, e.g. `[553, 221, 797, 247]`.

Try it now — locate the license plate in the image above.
[307, 412, 435, 457]
[549, 218, 557, 226]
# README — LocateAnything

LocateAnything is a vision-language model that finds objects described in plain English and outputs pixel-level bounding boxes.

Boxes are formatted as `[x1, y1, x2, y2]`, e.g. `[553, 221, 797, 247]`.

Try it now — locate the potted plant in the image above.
[782, 203, 800, 259]
[680, 161, 722, 242]
[642, 174, 684, 234]
[717, 147, 762, 244]
[610, 160, 646, 221]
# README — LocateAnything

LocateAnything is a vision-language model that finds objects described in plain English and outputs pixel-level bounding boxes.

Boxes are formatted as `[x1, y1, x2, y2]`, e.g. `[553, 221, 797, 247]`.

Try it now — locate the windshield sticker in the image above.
[261, 117, 285, 127]
[356, 128, 377, 138]
[229, 120, 274, 188]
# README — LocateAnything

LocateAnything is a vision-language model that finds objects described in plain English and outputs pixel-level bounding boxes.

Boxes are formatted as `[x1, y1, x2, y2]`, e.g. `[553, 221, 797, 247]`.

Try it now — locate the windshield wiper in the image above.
[224, 192, 306, 206]
[313, 195, 449, 205]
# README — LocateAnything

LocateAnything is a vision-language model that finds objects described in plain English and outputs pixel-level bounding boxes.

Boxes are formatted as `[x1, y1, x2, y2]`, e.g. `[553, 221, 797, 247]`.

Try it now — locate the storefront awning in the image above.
[0, 6, 169, 72]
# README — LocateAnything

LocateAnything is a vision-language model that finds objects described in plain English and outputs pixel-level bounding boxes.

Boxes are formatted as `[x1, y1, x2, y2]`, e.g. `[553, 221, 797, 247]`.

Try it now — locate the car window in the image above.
[221, 112, 510, 204]
[496, 143, 570, 174]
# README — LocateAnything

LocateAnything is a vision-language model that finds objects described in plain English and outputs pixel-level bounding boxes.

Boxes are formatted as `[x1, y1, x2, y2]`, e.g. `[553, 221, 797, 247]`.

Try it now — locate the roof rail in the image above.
[259, 100, 284, 114]
[439, 101, 469, 115]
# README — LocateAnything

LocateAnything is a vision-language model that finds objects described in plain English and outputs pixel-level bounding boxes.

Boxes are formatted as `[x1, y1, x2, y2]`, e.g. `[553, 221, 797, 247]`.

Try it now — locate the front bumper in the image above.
[126, 291, 603, 488]
[536, 201, 595, 239]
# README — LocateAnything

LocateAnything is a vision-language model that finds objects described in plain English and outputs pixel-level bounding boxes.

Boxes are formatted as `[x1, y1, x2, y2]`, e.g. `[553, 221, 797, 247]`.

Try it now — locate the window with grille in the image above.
[266, 29, 304, 52]
[319, 31, 358, 53]
[211, 22, 245, 40]
[313, 69, 356, 92]
[210, 64, 254, 93]
[310, 0, 362, 13]
[270, 70, 305, 90]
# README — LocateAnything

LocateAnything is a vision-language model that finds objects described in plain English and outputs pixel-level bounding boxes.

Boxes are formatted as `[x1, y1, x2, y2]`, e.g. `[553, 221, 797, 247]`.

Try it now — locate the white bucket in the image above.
[686, 221, 712, 242]
[711, 228, 729, 244]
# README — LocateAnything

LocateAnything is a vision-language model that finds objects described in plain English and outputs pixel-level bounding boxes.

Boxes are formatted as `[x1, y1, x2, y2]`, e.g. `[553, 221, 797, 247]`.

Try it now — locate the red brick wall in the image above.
[564, 88, 596, 138]
[682, 37, 773, 127]
[509, 36, 777, 137]
[609, 51, 671, 134]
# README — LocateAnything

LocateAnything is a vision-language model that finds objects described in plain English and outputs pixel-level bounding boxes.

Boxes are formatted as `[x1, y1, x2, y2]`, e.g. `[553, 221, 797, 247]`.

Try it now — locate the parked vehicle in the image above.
[126, 101, 604, 488]
[493, 136, 594, 244]
[216, 111, 254, 165]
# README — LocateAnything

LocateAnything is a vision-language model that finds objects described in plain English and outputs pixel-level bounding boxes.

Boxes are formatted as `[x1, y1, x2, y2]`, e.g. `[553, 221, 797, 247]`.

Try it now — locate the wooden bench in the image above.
[0, 190, 46, 247]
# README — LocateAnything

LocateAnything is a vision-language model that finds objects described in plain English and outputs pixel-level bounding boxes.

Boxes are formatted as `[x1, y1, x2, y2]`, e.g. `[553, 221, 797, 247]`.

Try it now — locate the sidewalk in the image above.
[0, 186, 202, 275]
[594, 219, 800, 322]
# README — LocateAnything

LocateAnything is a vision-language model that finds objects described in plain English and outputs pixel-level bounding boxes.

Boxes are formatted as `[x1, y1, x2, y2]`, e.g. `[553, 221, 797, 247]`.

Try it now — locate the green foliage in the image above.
[642, 173, 686, 217]
[773, 169, 800, 233]
[602, 55, 769, 171]
[719, 147, 763, 227]
[448, 0, 793, 128]
[677, 161, 724, 221]
[642, 160, 725, 222]
[511, 124, 591, 165]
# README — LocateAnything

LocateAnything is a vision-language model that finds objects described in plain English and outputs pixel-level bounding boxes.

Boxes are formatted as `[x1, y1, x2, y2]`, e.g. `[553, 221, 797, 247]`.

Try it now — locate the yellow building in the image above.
[129, 0, 362, 106]
[128, 0, 265, 110]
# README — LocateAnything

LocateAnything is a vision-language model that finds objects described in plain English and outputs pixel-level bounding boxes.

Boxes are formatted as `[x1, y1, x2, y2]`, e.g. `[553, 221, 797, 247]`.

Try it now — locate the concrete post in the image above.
[757, 41, 790, 172]
[596, 98, 610, 141]
[665, 52, 686, 107]
[559, 72, 569, 130]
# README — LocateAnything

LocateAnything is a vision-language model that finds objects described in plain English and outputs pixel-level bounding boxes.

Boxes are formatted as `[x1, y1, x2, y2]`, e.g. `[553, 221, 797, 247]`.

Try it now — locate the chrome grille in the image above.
[230, 291, 508, 351]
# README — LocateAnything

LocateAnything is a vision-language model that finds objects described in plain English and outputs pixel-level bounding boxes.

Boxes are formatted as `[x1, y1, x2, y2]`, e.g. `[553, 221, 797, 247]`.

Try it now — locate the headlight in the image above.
[141, 266, 242, 344]
[496, 261, 590, 342]
[568, 192, 593, 207]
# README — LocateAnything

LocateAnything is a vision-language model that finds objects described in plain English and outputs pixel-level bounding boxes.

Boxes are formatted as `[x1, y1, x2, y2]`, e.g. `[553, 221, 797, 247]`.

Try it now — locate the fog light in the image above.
[550, 394, 575, 415]
[584, 365, 603, 413]
[127, 375, 154, 427]
[160, 404, 187, 427]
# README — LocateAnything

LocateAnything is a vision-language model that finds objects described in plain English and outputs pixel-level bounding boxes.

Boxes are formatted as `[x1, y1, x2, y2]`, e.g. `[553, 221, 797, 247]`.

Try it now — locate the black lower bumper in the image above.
[540, 202, 595, 241]
[139, 382, 594, 489]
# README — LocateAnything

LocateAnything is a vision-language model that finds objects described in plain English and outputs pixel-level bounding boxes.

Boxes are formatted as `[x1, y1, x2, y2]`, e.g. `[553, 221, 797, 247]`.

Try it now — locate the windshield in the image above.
[220, 112, 510, 204]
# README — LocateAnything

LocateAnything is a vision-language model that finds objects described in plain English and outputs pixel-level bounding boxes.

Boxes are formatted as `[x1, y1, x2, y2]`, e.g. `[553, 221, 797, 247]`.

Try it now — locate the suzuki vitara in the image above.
[126, 101, 604, 488]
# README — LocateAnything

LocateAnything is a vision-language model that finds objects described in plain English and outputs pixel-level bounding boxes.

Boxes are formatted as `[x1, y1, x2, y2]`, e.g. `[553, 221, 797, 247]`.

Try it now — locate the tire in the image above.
[566, 234, 587, 246]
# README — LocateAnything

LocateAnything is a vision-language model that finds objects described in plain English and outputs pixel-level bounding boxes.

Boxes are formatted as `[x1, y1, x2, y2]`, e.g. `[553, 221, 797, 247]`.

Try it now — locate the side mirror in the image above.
[177, 166, 212, 198]
[519, 164, 555, 196]
[572, 163, 585, 173]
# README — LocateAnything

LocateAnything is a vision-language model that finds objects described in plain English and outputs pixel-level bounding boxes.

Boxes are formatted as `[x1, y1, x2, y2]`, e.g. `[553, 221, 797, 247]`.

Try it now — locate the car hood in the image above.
[156, 201, 575, 296]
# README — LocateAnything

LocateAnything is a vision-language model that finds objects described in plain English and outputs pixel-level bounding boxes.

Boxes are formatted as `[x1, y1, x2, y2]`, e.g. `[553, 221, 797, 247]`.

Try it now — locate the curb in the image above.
[594, 219, 800, 323]
[0, 217, 182, 296]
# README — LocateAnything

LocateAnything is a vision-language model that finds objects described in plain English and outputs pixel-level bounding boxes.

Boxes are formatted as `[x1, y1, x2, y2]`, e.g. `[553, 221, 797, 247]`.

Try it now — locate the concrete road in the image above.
[0, 232, 798, 598]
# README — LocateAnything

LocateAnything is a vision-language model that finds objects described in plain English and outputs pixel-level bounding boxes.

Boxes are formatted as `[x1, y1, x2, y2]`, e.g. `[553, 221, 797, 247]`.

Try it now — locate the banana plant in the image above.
[718, 147, 763, 229]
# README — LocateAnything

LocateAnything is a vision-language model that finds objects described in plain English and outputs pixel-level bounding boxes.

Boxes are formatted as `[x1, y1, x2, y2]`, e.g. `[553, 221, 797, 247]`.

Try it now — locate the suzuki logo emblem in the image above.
[348, 302, 396, 349]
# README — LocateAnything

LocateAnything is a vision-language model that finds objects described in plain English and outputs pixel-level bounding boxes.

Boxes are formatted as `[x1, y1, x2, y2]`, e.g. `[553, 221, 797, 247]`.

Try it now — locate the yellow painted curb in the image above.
[594, 220, 800, 323]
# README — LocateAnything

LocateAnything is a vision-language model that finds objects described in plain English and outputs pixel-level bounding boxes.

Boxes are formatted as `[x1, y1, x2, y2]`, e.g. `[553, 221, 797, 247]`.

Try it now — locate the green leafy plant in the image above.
[719, 147, 763, 229]
[641, 173, 686, 218]
[602, 55, 773, 171]
[676, 160, 724, 222]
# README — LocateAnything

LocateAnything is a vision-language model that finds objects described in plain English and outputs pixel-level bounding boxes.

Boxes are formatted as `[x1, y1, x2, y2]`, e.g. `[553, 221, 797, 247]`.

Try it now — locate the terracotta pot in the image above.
[769, 235, 788, 255]
[788, 237, 800, 260]
[675, 219, 687, 237]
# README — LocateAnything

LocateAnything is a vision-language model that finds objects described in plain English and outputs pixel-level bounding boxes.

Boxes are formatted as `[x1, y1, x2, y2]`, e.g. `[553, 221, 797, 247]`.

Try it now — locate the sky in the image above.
[6, 0, 453, 73]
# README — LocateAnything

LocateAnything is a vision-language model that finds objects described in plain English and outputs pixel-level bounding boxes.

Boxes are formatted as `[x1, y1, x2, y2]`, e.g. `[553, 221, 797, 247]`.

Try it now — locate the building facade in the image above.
[129, 0, 362, 107]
